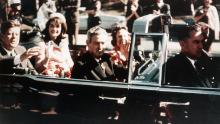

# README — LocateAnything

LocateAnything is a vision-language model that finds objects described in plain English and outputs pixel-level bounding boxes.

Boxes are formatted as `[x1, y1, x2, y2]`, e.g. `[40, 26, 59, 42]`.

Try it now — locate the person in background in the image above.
[37, 0, 57, 31]
[125, 0, 143, 32]
[0, 20, 40, 109]
[194, 0, 219, 52]
[166, 0, 195, 16]
[108, 25, 130, 71]
[8, 0, 36, 27]
[0, 0, 9, 24]
[86, 0, 102, 30]
[63, 0, 80, 48]
[72, 26, 128, 81]
[35, 13, 73, 78]
[164, 25, 216, 87]
[149, 0, 170, 50]
[149, 0, 170, 15]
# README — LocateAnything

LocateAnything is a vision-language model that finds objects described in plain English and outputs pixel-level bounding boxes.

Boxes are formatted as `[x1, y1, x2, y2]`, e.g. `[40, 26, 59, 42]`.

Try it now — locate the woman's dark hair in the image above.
[42, 17, 67, 43]
[111, 25, 128, 47]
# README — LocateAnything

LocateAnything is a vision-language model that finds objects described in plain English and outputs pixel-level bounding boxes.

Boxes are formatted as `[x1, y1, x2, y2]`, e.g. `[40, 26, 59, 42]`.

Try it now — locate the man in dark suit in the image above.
[0, 20, 40, 74]
[72, 26, 128, 81]
[0, 20, 40, 109]
[164, 25, 216, 87]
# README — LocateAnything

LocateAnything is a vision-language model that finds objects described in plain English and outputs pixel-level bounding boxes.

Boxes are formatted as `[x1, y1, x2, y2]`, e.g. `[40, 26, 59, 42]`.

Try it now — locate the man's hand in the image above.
[20, 46, 40, 62]
[153, 10, 160, 15]
[131, 4, 138, 12]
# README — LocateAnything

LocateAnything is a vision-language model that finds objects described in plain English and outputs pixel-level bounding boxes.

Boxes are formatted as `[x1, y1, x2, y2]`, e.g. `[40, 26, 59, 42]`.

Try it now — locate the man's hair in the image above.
[1, 20, 21, 34]
[111, 25, 128, 47]
[177, 25, 202, 41]
[87, 26, 108, 43]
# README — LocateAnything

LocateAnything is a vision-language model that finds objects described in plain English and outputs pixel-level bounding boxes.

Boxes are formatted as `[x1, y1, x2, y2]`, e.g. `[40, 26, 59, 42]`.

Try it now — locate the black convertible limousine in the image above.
[1, 14, 220, 124]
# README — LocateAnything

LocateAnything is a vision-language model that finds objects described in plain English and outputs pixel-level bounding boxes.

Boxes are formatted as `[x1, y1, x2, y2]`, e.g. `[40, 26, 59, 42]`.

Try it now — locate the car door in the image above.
[126, 32, 220, 123]
[160, 28, 220, 123]
[123, 33, 168, 123]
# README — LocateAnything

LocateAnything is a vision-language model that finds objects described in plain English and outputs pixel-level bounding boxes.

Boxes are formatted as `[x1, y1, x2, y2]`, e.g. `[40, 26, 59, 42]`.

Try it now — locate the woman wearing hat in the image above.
[35, 13, 73, 78]
[34, 13, 73, 115]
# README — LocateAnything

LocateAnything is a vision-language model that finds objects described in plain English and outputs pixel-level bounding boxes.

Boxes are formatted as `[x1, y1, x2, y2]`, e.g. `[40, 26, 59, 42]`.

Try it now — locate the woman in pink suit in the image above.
[35, 13, 74, 78]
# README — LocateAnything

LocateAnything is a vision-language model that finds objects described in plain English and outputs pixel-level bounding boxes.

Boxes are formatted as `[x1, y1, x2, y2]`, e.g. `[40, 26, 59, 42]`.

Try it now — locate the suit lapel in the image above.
[181, 53, 203, 86]
[94, 64, 107, 78]
[102, 62, 113, 76]
[0, 45, 9, 56]
[84, 52, 115, 80]
[182, 54, 198, 78]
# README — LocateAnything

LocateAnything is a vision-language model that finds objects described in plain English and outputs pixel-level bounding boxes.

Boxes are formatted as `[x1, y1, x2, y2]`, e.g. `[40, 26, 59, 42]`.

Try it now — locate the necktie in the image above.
[194, 61, 212, 88]
[9, 51, 16, 56]
[98, 60, 105, 72]
[194, 60, 199, 71]
[9, 53, 13, 56]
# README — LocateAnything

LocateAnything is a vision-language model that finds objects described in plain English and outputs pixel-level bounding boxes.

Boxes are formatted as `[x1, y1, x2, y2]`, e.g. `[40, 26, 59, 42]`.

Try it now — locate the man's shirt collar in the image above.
[186, 56, 196, 69]
[2, 47, 15, 56]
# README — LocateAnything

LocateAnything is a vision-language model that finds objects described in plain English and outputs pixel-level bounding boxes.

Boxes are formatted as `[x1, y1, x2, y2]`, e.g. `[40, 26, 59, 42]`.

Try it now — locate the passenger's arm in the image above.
[58, 37, 74, 70]
[194, 13, 206, 22]
[71, 60, 87, 79]
[20, 47, 40, 62]
[133, 10, 140, 18]
[66, 48, 74, 70]
[35, 42, 49, 73]
[113, 62, 128, 82]
[0, 55, 15, 68]
[213, 7, 220, 40]
[194, 8, 207, 22]
[61, 41, 74, 69]
[126, 13, 135, 21]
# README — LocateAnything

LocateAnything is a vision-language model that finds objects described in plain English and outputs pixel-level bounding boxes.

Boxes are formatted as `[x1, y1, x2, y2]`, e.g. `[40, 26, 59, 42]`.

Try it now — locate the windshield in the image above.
[129, 33, 167, 85]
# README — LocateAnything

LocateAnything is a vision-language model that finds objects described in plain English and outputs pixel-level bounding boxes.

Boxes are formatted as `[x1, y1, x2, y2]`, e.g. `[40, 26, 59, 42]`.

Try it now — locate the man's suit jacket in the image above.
[164, 52, 216, 87]
[72, 52, 128, 81]
[0, 45, 34, 74]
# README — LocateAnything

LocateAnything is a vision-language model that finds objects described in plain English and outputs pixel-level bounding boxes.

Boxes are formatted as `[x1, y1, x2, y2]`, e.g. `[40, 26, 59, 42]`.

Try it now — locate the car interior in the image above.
[130, 34, 165, 85]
